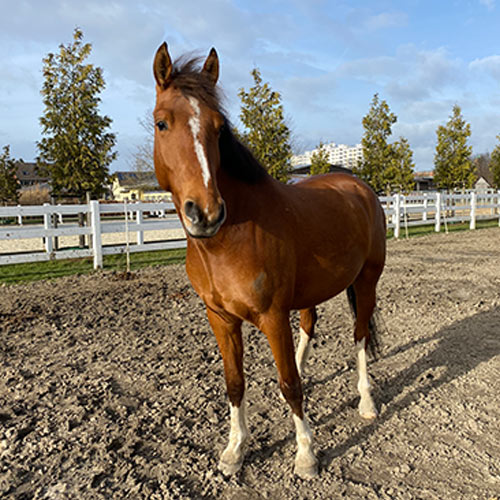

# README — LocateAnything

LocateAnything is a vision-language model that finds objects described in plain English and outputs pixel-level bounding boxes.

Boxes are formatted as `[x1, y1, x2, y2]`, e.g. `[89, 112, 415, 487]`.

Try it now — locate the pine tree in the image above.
[0, 145, 20, 205]
[385, 138, 416, 194]
[309, 141, 330, 175]
[434, 104, 474, 192]
[490, 135, 500, 189]
[238, 69, 292, 183]
[37, 28, 116, 201]
[354, 94, 397, 194]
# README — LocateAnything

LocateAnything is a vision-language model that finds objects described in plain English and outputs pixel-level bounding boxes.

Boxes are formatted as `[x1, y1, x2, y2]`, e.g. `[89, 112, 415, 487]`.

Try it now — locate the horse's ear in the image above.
[153, 42, 173, 89]
[202, 48, 219, 85]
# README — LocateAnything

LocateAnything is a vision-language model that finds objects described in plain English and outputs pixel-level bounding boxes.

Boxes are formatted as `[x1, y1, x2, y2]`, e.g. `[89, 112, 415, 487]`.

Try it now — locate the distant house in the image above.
[413, 170, 435, 191]
[15, 161, 50, 189]
[111, 171, 170, 202]
[474, 171, 495, 192]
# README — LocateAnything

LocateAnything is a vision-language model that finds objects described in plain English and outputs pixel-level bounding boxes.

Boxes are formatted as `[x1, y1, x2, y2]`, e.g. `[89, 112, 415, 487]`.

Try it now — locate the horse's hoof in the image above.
[360, 409, 377, 420]
[358, 399, 378, 420]
[218, 459, 243, 476]
[294, 461, 318, 479]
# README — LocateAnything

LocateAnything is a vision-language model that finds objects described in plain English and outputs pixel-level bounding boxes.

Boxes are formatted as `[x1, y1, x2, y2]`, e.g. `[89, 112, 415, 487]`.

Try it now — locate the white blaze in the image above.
[188, 96, 211, 188]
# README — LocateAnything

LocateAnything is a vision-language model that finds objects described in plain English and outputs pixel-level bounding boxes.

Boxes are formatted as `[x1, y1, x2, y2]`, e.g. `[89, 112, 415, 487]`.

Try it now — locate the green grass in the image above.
[386, 217, 499, 239]
[1, 218, 499, 285]
[0, 248, 186, 285]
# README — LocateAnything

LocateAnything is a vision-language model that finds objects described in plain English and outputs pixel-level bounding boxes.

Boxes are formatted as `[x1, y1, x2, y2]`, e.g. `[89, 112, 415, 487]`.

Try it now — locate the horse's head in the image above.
[153, 43, 226, 238]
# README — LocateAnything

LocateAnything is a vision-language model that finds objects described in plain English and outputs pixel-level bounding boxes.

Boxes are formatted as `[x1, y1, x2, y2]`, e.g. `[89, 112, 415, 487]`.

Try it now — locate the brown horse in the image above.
[152, 43, 386, 479]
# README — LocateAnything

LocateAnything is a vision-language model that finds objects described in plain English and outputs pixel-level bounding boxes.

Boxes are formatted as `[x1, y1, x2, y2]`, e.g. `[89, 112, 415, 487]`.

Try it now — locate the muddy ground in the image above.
[1, 228, 499, 499]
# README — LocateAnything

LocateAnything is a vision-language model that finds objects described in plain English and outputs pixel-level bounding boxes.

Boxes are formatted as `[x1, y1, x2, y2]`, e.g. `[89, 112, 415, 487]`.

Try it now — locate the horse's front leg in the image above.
[261, 312, 318, 479]
[206, 307, 248, 475]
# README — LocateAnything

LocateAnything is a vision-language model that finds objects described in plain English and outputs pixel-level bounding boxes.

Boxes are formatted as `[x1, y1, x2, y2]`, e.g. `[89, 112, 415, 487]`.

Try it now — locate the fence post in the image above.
[498, 190, 500, 227]
[17, 205, 22, 226]
[422, 193, 428, 222]
[393, 194, 401, 239]
[435, 193, 441, 232]
[43, 203, 53, 255]
[90, 200, 103, 269]
[469, 192, 476, 230]
[136, 203, 144, 246]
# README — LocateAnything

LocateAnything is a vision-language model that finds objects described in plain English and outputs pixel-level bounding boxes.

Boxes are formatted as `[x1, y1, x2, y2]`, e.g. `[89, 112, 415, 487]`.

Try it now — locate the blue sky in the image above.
[1, 0, 500, 172]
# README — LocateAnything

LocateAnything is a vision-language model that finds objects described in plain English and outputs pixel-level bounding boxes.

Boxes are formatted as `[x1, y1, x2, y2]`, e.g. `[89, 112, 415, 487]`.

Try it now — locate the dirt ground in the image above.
[1, 228, 499, 499]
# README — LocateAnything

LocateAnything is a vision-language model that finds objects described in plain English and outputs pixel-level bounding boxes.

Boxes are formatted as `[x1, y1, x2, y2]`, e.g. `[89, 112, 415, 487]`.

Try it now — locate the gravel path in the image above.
[1, 228, 499, 499]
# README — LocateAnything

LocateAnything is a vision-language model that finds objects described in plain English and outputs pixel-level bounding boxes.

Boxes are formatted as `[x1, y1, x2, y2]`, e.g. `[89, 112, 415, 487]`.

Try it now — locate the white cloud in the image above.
[469, 55, 500, 81]
[479, 0, 495, 10]
[361, 11, 408, 32]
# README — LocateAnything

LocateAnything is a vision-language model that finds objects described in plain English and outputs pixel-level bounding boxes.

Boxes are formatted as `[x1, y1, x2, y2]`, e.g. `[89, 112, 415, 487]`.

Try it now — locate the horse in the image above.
[152, 43, 386, 479]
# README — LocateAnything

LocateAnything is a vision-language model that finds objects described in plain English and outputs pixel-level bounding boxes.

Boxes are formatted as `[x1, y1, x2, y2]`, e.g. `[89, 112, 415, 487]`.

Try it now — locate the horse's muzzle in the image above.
[183, 199, 226, 238]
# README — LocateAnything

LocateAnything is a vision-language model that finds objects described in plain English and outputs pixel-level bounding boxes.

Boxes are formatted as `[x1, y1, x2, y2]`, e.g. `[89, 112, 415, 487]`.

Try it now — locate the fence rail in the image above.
[1, 191, 499, 268]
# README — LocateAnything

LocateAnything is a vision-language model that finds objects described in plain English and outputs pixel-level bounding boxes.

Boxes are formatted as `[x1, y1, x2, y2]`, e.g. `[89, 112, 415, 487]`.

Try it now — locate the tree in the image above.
[238, 69, 292, 183]
[385, 138, 416, 194]
[0, 145, 20, 205]
[354, 94, 397, 193]
[37, 28, 116, 201]
[434, 104, 474, 192]
[129, 109, 154, 172]
[309, 141, 330, 175]
[490, 136, 500, 188]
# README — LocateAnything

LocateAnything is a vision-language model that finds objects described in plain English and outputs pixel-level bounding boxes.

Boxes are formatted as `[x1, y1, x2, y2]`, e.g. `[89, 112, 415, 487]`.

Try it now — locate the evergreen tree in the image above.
[354, 94, 397, 193]
[490, 135, 500, 189]
[309, 141, 330, 175]
[385, 138, 416, 194]
[0, 145, 20, 205]
[238, 69, 292, 183]
[434, 104, 474, 192]
[37, 28, 116, 201]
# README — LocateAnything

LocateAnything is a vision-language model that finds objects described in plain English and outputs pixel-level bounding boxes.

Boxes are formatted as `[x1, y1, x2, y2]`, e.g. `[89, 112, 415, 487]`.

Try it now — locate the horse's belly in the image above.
[291, 251, 365, 310]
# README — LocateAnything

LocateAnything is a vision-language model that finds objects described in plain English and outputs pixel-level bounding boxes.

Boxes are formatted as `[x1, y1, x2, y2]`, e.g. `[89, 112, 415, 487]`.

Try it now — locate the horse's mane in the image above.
[170, 56, 268, 184]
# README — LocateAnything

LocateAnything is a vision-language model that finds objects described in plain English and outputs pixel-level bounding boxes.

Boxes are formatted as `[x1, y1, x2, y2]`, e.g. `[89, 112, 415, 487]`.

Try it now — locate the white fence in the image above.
[1, 191, 500, 269]
[0, 201, 185, 268]
[381, 191, 500, 238]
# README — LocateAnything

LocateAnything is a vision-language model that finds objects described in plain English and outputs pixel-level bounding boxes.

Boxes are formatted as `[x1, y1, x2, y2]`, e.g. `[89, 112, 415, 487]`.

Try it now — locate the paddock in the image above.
[1, 228, 499, 499]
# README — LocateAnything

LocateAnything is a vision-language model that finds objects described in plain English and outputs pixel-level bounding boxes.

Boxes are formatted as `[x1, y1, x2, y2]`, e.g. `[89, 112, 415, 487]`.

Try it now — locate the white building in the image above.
[292, 142, 362, 170]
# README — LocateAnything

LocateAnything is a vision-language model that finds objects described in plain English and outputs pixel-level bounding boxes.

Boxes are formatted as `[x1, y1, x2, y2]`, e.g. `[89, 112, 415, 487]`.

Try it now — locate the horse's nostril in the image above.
[184, 200, 202, 224]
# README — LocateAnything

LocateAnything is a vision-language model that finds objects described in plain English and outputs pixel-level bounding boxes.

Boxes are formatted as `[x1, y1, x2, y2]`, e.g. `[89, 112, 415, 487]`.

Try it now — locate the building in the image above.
[111, 171, 170, 202]
[413, 170, 435, 191]
[15, 161, 50, 189]
[292, 142, 362, 170]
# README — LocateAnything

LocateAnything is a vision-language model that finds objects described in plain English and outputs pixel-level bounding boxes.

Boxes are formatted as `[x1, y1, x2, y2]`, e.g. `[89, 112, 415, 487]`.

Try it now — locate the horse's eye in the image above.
[156, 120, 168, 131]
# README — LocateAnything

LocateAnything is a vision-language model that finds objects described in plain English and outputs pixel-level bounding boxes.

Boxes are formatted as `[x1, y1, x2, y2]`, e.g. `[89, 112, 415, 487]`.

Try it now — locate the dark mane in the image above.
[171, 56, 268, 184]
[219, 120, 268, 184]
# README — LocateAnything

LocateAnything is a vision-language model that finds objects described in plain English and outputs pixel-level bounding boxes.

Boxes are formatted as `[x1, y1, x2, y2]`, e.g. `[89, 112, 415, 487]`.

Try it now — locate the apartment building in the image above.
[292, 142, 362, 170]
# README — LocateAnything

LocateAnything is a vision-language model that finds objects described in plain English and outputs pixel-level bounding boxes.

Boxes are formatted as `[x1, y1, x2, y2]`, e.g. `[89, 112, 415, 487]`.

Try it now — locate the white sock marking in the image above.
[220, 392, 248, 469]
[295, 327, 311, 377]
[188, 96, 211, 188]
[292, 413, 317, 475]
[357, 339, 377, 418]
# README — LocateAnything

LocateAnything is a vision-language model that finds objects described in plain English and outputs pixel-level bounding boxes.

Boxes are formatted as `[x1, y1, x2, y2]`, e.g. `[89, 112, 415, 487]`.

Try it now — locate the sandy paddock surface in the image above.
[1, 228, 499, 499]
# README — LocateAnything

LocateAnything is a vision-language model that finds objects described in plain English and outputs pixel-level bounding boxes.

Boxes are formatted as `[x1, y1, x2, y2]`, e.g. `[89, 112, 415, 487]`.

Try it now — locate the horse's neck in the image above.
[218, 169, 279, 225]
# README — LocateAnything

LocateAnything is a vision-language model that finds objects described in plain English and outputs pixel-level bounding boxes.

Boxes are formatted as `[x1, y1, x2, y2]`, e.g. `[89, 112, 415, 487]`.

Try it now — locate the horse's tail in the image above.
[346, 285, 382, 360]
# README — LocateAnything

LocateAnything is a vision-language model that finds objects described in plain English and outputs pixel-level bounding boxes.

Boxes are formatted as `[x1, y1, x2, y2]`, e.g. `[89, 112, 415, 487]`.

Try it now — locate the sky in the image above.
[1, 0, 500, 173]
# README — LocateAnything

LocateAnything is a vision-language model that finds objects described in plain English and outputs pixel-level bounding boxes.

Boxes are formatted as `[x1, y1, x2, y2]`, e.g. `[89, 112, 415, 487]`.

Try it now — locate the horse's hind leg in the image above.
[349, 265, 382, 420]
[296, 307, 317, 377]
[206, 308, 248, 475]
